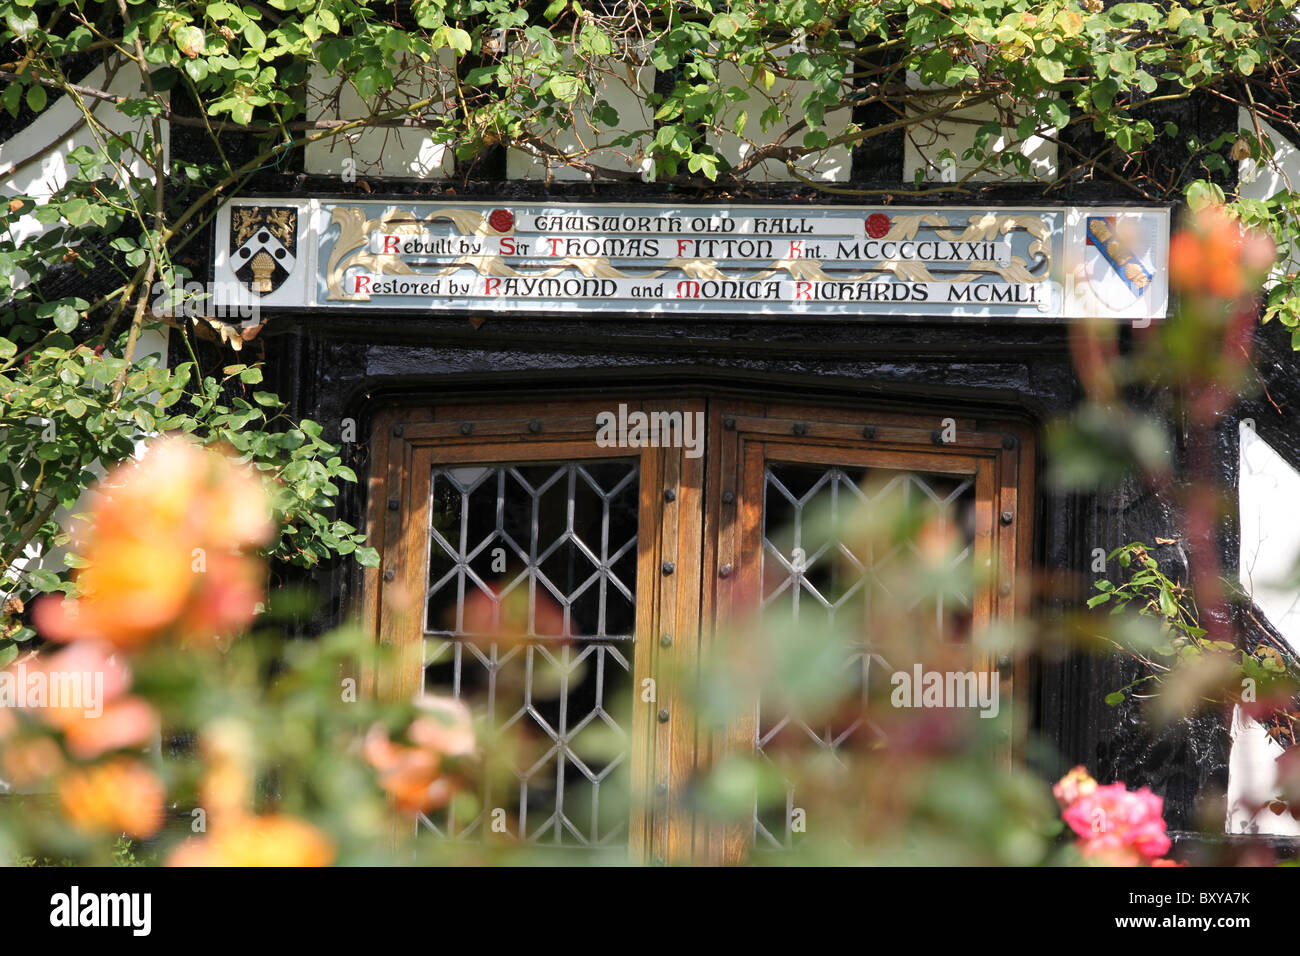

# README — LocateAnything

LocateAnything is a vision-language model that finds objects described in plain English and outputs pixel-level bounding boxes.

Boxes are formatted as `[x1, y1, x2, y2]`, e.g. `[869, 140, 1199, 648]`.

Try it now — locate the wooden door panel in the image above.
[370, 397, 1034, 862]
[375, 399, 706, 851]
[703, 403, 1033, 862]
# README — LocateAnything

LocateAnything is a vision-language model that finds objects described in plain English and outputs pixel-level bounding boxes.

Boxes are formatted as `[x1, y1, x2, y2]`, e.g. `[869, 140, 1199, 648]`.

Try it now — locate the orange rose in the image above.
[14, 642, 159, 758]
[57, 757, 165, 839]
[61, 697, 159, 760]
[167, 815, 335, 867]
[364, 736, 449, 814]
[34, 437, 274, 650]
[460, 585, 566, 642]
[365, 695, 476, 815]
[92, 437, 274, 550]
[1169, 205, 1276, 303]
[196, 718, 255, 824]
[408, 694, 476, 758]
[2, 736, 64, 787]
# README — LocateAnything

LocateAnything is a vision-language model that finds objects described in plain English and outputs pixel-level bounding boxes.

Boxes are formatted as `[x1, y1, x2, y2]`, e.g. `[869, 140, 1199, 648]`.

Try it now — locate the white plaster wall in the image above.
[1239, 110, 1300, 283]
[1226, 704, 1300, 835]
[303, 52, 454, 179]
[902, 91, 1057, 184]
[0, 56, 168, 245]
[1240, 111, 1300, 202]
[1240, 424, 1300, 644]
[0, 53, 171, 380]
[1226, 111, 1300, 835]
[1228, 423, 1300, 834]
[508, 59, 654, 182]
[707, 51, 852, 183]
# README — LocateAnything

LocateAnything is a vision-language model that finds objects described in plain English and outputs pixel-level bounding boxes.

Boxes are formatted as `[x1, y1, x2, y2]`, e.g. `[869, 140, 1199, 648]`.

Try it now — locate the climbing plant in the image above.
[1, 0, 1299, 667]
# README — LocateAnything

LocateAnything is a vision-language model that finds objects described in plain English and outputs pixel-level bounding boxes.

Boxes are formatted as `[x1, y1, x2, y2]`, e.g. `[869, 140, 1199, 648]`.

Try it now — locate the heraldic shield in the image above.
[230, 206, 298, 295]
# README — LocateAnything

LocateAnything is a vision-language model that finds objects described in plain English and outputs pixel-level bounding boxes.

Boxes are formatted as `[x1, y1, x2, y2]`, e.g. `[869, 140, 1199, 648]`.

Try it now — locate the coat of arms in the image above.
[230, 206, 298, 295]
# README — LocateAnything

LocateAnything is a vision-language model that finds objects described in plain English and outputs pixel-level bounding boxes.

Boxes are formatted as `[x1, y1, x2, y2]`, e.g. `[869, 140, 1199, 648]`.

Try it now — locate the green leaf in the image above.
[117, 98, 165, 117]
[1036, 58, 1065, 85]
[353, 66, 382, 102]
[52, 303, 79, 332]
[549, 74, 580, 102]
[579, 25, 613, 56]
[413, 0, 445, 28]
[437, 26, 472, 55]
[1158, 587, 1177, 619]
[244, 21, 266, 51]
[3, 84, 22, 118]
[1109, 50, 1137, 77]
[710, 12, 745, 38]
[26, 568, 62, 592]
[1104, 691, 1126, 706]
[25, 83, 47, 113]
[1186, 179, 1225, 211]
[5, 11, 38, 39]
[1045, 99, 1070, 130]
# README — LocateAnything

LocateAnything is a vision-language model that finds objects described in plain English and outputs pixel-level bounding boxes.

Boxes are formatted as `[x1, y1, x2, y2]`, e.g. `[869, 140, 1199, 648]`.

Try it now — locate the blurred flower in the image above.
[364, 694, 475, 815]
[167, 814, 335, 866]
[915, 514, 962, 569]
[408, 694, 476, 758]
[33, 437, 274, 650]
[61, 697, 158, 761]
[2, 736, 64, 787]
[57, 757, 165, 839]
[13, 641, 159, 759]
[1168, 205, 1276, 302]
[459, 585, 565, 642]
[1061, 781, 1171, 864]
[1053, 765, 1098, 808]
[197, 718, 255, 825]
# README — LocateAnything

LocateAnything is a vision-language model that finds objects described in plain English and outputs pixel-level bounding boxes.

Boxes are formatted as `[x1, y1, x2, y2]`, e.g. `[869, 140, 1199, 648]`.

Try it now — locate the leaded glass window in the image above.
[754, 463, 977, 849]
[419, 461, 639, 847]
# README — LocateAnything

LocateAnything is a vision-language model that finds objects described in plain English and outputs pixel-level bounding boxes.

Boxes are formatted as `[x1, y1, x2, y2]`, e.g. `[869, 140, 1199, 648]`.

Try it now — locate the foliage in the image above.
[0, 0, 1297, 653]
[0, 342, 377, 667]
[1091, 541, 1294, 710]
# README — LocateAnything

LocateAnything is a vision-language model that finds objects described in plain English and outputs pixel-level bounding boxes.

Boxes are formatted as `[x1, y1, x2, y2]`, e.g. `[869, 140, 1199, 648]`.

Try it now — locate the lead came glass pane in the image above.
[755, 463, 977, 849]
[420, 460, 638, 848]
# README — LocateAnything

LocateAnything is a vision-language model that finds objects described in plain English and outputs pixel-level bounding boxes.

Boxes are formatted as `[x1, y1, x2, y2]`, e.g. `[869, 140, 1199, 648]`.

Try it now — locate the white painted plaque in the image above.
[210, 200, 1169, 322]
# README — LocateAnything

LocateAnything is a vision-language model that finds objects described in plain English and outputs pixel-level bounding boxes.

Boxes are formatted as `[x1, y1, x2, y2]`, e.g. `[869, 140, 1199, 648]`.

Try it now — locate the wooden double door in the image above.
[363, 397, 1033, 863]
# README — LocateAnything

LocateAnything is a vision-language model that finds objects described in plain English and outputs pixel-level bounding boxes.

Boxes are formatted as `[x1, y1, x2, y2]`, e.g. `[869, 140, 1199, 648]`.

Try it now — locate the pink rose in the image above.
[1062, 782, 1171, 863]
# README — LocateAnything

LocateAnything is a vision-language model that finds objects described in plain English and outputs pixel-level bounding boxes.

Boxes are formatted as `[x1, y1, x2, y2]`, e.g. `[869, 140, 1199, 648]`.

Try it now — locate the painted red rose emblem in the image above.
[865, 214, 891, 239]
[488, 208, 514, 233]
